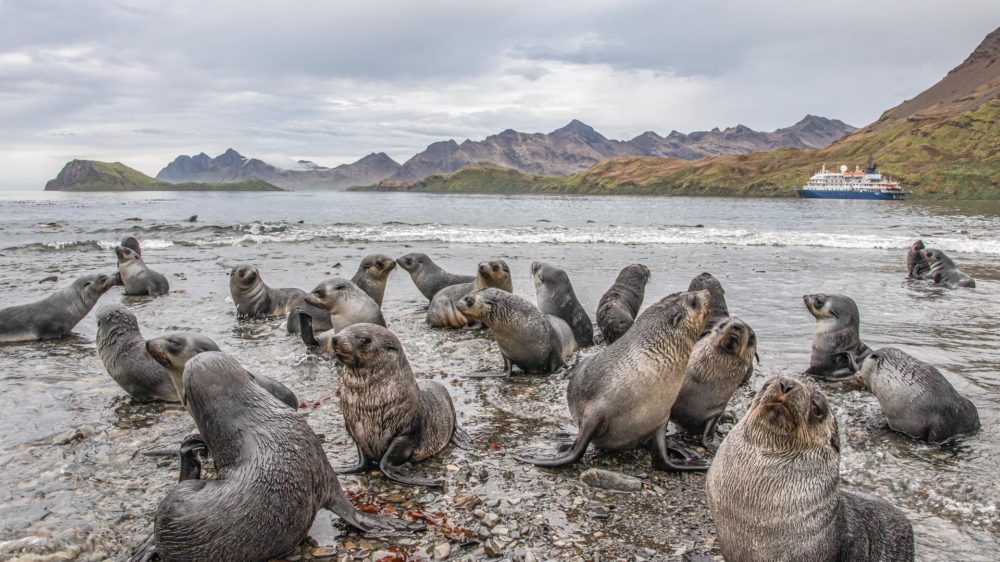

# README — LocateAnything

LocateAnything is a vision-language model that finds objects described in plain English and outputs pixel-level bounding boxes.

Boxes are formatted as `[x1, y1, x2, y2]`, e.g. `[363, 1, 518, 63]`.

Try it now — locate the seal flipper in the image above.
[298, 310, 319, 347]
[462, 353, 512, 378]
[650, 423, 710, 472]
[450, 425, 473, 450]
[250, 371, 299, 409]
[127, 533, 159, 562]
[514, 416, 602, 468]
[379, 435, 443, 487]
[324, 480, 424, 534]
[179, 434, 207, 481]
[700, 415, 723, 451]
[335, 443, 376, 475]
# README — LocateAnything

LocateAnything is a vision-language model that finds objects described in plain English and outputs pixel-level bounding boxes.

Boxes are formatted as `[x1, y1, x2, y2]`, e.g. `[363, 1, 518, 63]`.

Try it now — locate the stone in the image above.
[580, 468, 642, 492]
[433, 543, 451, 560]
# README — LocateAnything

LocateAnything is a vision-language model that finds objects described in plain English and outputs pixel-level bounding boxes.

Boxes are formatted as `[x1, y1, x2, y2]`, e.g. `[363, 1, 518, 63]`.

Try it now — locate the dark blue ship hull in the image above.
[795, 189, 909, 200]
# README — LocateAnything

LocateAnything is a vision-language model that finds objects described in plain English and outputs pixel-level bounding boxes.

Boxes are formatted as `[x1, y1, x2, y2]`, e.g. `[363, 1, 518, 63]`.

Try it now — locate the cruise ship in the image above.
[795, 162, 911, 200]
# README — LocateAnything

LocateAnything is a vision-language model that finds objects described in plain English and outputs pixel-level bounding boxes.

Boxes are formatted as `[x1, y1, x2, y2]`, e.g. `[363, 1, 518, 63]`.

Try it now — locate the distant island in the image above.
[353, 26, 1000, 200]
[44, 160, 282, 192]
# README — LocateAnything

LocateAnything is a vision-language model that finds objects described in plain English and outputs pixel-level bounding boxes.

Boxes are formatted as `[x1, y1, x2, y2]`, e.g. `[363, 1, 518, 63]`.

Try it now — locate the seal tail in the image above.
[298, 310, 319, 347]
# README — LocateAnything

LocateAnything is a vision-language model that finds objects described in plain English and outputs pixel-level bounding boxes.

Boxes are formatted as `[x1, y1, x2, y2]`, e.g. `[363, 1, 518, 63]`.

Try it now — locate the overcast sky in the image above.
[1, 0, 997, 188]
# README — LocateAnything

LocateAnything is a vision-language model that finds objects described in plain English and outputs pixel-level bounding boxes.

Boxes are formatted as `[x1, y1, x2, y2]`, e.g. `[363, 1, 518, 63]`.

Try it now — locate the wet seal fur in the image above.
[0, 273, 115, 342]
[706, 376, 914, 562]
[688, 272, 730, 331]
[352, 254, 396, 306]
[853, 347, 980, 443]
[96, 305, 177, 402]
[922, 249, 976, 288]
[803, 293, 870, 380]
[128, 352, 419, 562]
[297, 278, 385, 351]
[146, 333, 298, 410]
[456, 288, 577, 376]
[114, 237, 142, 286]
[396, 253, 474, 300]
[426, 259, 512, 328]
[671, 317, 757, 447]
[532, 261, 594, 348]
[596, 264, 650, 344]
[116, 246, 169, 296]
[906, 240, 930, 279]
[229, 265, 315, 323]
[331, 324, 472, 486]
[516, 291, 711, 471]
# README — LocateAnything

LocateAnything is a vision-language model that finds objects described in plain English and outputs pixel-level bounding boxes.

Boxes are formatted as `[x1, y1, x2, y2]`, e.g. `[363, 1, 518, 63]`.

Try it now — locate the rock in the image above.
[523, 548, 538, 562]
[50, 428, 85, 445]
[433, 543, 451, 560]
[580, 468, 642, 492]
[38, 276, 58, 284]
[482, 512, 500, 527]
[186, 215, 198, 222]
[483, 538, 503, 557]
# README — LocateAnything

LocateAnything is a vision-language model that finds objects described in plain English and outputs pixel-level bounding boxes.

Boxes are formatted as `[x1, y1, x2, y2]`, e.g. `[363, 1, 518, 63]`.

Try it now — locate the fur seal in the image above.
[596, 264, 650, 344]
[127, 352, 419, 562]
[688, 272, 729, 331]
[227, 264, 333, 336]
[922, 249, 976, 288]
[803, 293, 871, 380]
[96, 305, 177, 402]
[114, 237, 142, 286]
[330, 324, 471, 486]
[297, 278, 386, 350]
[426, 259, 512, 328]
[706, 376, 914, 562]
[906, 240, 930, 279]
[352, 254, 396, 306]
[532, 261, 594, 348]
[671, 317, 757, 447]
[146, 333, 298, 409]
[0, 273, 115, 342]
[396, 253, 474, 300]
[116, 245, 169, 296]
[851, 348, 980, 443]
[456, 288, 577, 376]
[516, 291, 711, 470]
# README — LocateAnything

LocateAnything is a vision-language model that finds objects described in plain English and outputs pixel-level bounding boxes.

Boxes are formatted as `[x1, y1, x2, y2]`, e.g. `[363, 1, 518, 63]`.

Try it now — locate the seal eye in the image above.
[335, 284, 346, 291]
[359, 336, 372, 347]
[810, 397, 828, 419]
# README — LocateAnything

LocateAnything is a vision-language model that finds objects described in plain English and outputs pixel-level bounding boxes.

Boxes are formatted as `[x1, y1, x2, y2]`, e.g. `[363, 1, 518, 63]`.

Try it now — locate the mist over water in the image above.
[0, 191, 998, 560]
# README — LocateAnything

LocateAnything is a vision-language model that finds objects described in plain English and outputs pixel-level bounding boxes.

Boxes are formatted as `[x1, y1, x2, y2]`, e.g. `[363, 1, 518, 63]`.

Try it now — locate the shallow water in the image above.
[0, 191, 998, 561]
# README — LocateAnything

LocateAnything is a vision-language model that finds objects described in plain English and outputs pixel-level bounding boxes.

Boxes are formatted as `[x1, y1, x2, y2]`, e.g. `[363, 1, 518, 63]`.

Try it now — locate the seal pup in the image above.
[596, 264, 650, 344]
[456, 289, 576, 376]
[296, 278, 386, 349]
[114, 237, 142, 286]
[906, 240, 931, 279]
[331, 324, 472, 486]
[426, 259, 512, 328]
[146, 332, 298, 409]
[688, 272, 729, 332]
[116, 245, 169, 296]
[127, 352, 419, 562]
[0, 273, 115, 342]
[921, 249, 976, 288]
[532, 261, 594, 348]
[352, 254, 396, 306]
[516, 291, 711, 470]
[671, 317, 757, 448]
[396, 253, 474, 300]
[96, 305, 177, 402]
[227, 265, 333, 337]
[706, 376, 914, 562]
[803, 293, 871, 380]
[851, 348, 980, 443]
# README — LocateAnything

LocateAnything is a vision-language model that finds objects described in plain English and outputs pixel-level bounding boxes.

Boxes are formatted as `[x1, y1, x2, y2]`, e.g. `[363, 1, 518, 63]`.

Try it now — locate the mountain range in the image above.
[155, 116, 855, 190]
[362, 25, 1000, 199]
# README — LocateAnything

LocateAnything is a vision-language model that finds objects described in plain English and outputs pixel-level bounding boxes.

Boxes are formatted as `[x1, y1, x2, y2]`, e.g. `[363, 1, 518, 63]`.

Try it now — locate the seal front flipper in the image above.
[650, 423, 710, 472]
[178, 434, 207, 481]
[324, 484, 424, 534]
[379, 435, 443, 487]
[298, 310, 320, 347]
[127, 533, 159, 562]
[335, 443, 376, 475]
[462, 354, 511, 378]
[700, 415, 723, 450]
[514, 416, 602, 468]
[249, 371, 299, 409]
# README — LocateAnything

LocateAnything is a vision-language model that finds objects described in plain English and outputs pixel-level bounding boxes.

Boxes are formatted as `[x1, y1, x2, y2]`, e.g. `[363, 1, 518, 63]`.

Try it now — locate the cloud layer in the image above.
[1, 0, 997, 188]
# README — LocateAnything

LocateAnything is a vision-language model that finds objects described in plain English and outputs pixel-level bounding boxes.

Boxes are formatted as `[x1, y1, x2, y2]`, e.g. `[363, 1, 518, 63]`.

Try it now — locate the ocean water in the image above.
[0, 191, 998, 560]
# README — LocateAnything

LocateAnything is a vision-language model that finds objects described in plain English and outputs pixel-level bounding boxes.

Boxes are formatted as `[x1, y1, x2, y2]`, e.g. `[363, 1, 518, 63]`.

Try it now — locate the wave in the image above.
[8, 222, 1000, 255]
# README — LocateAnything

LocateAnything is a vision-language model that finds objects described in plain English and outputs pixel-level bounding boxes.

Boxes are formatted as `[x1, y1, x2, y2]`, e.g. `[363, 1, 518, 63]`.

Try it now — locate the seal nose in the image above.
[778, 378, 796, 394]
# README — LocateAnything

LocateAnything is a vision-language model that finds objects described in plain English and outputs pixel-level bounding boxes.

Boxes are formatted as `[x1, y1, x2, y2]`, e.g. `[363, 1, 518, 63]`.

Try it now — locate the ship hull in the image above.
[795, 189, 909, 200]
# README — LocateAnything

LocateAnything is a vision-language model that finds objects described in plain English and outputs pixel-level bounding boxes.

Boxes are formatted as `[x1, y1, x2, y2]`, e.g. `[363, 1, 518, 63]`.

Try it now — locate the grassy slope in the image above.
[387, 100, 1000, 199]
[48, 161, 283, 192]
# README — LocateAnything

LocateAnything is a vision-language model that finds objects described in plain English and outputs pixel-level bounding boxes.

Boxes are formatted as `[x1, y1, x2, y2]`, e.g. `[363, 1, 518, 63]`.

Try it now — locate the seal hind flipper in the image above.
[450, 425, 473, 450]
[651, 423, 710, 472]
[514, 416, 602, 468]
[379, 435, 443, 487]
[323, 480, 423, 534]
